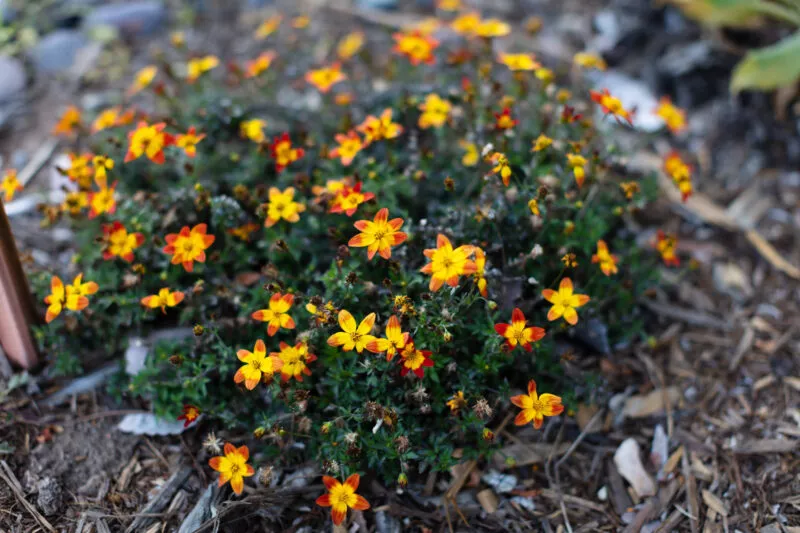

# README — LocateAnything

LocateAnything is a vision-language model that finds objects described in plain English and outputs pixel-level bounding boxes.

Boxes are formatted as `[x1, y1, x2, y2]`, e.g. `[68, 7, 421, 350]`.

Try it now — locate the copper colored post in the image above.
[0, 200, 39, 368]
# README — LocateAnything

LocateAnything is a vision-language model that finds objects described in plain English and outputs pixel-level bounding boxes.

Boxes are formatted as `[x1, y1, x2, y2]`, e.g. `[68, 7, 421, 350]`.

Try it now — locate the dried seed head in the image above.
[473, 398, 493, 420]
[203, 431, 222, 455]
[394, 436, 410, 454]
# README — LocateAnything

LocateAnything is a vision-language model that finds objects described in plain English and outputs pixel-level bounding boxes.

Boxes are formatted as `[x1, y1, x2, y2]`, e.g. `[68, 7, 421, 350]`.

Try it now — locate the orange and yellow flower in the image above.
[489, 152, 513, 186]
[91, 107, 121, 133]
[418, 93, 451, 129]
[337, 32, 365, 60]
[532, 134, 553, 152]
[592, 240, 619, 276]
[451, 12, 481, 35]
[655, 230, 680, 266]
[102, 221, 144, 262]
[566, 153, 588, 188]
[392, 30, 438, 65]
[473, 247, 488, 297]
[420, 234, 476, 291]
[498, 53, 540, 71]
[64, 152, 94, 189]
[240, 119, 267, 143]
[663, 151, 692, 201]
[92, 155, 114, 186]
[175, 127, 205, 158]
[446, 391, 467, 412]
[177, 404, 200, 427]
[542, 278, 590, 325]
[511, 380, 564, 429]
[88, 181, 117, 219]
[208, 443, 255, 495]
[348, 208, 407, 260]
[227, 222, 260, 242]
[234, 339, 283, 390]
[245, 51, 276, 78]
[573, 52, 607, 71]
[1, 169, 22, 202]
[305, 63, 346, 93]
[327, 310, 377, 353]
[495, 308, 546, 352]
[61, 191, 88, 216]
[437, 0, 462, 10]
[53, 106, 81, 136]
[124, 121, 174, 164]
[399, 341, 434, 378]
[475, 18, 511, 38]
[187, 55, 219, 83]
[255, 15, 282, 40]
[252, 292, 296, 336]
[590, 89, 633, 125]
[162, 223, 215, 272]
[494, 107, 517, 130]
[329, 181, 374, 217]
[655, 96, 687, 134]
[366, 315, 409, 361]
[460, 140, 479, 167]
[273, 341, 317, 382]
[329, 131, 363, 166]
[141, 288, 185, 313]
[44, 274, 97, 323]
[270, 132, 304, 172]
[316, 474, 370, 526]
[263, 186, 305, 227]
[357, 109, 403, 146]
[128, 66, 157, 95]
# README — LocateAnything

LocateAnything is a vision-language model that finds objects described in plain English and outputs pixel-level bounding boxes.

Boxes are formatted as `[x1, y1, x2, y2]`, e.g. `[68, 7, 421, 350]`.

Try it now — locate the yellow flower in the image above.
[186, 55, 219, 83]
[208, 443, 255, 495]
[61, 191, 88, 216]
[292, 15, 310, 28]
[365, 315, 410, 361]
[590, 89, 633, 125]
[102, 221, 144, 262]
[329, 131, 363, 166]
[316, 475, 370, 526]
[655, 97, 687, 134]
[327, 310, 377, 353]
[573, 52, 607, 71]
[348, 208, 407, 260]
[446, 391, 467, 412]
[128, 66, 157, 95]
[511, 380, 564, 429]
[274, 341, 317, 382]
[592, 240, 619, 276]
[418, 94, 451, 129]
[1, 169, 22, 202]
[337, 32, 365, 60]
[91, 107, 120, 133]
[357, 109, 403, 145]
[531, 134, 553, 152]
[53, 106, 81, 136]
[255, 15, 282, 39]
[489, 152, 513, 186]
[566, 153, 588, 188]
[175, 127, 206, 158]
[262, 186, 305, 228]
[528, 198, 540, 216]
[535, 67, 554, 84]
[420, 234, 477, 292]
[392, 31, 438, 65]
[475, 18, 510, 38]
[305, 63, 346, 93]
[141, 288, 185, 313]
[44, 274, 97, 323]
[498, 53, 540, 71]
[92, 155, 114, 187]
[240, 119, 267, 143]
[473, 246, 488, 297]
[542, 278, 590, 325]
[162, 224, 215, 272]
[460, 140, 479, 167]
[251, 292, 296, 336]
[245, 51, 276, 78]
[451, 12, 481, 36]
[437, 0, 462, 11]
[88, 182, 117, 219]
[234, 339, 283, 390]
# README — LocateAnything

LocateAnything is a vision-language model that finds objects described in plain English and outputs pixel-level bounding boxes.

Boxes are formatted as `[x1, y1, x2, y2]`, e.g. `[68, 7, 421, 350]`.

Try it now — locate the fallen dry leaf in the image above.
[476, 488, 499, 513]
[622, 387, 681, 419]
[702, 489, 728, 517]
[614, 438, 656, 498]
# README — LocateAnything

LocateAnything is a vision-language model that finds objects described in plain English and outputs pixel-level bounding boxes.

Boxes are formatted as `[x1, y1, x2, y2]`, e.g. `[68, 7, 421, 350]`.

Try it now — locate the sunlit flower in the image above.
[263, 186, 305, 227]
[163, 223, 215, 272]
[44, 274, 98, 323]
[316, 474, 370, 526]
[366, 315, 409, 361]
[327, 310, 377, 353]
[252, 292, 296, 336]
[306, 299, 336, 326]
[494, 107, 517, 130]
[177, 404, 200, 427]
[420, 234, 476, 291]
[329, 181, 374, 217]
[475, 18, 511, 38]
[141, 288, 185, 313]
[590, 89, 633, 125]
[53, 106, 81, 136]
[592, 240, 619, 276]
[451, 11, 481, 35]
[273, 341, 317, 382]
[187, 55, 219, 83]
[566, 153, 588, 188]
[102, 221, 144, 262]
[292, 15, 310, 28]
[399, 341, 434, 378]
[542, 277, 590, 325]
[473, 247, 488, 297]
[255, 15, 282, 39]
[329, 131, 363, 166]
[270, 132, 304, 172]
[64, 152, 94, 189]
[128, 66, 157, 95]
[392, 31, 438, 65]
[446, 391, 467, 412]
[61, 191, 88, 216]
[337, 32, 365, 60]
[655, 96, 687, 134]
[663, 151, 692, 201]
[348, 207, 407, 260]
[209, 443, 255, 495]
[489, 152, 513, 186]
[91, 107, 120, 133]
[418, 93, 451, 129]
[495, 308, 546, 352]
[511, 380, 564, 429]
[240, 119, 267, 143]
[573, 52, 607, 71]
[498, 53, 540, 71]
[528, 198, 540, 216]
[305, 63, 346, 93]
[88, 182, 117, 219]
[1, 169, 22, 202]
[655, 230, 680, 266]
[531, 134, 552, 152]
[92, 155, 114, 186]
[620, 181, 640, 200]
[235, 339, 283, 390]
[357, 109, 403, 145]
[561, 253, 578, 268]
[459, 140, 479, 167]
[536, 67, 554, 85]
[437, 0, 462, 10]
[227, 222, 260, 242]
[125, 121, 174, 164]
[245, 51, 276, 78]
[176, 127, 206, 158]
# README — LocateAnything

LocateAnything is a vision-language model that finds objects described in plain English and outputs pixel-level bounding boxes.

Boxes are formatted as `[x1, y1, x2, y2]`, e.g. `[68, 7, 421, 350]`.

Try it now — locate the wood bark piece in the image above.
[125, 465, 192, 533]
[0, 460, 56, 532]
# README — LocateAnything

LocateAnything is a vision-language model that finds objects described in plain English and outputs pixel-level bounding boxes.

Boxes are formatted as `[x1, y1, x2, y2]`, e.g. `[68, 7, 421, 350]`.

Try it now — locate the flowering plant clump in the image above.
[26, 8, 673, 510]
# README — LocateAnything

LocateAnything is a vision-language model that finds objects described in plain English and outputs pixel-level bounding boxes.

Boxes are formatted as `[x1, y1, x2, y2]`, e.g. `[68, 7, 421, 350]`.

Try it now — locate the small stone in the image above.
[30, 30, 87, 73]
[0, 55, 26, 102]
[36, 477, 63, 516]
[84, 1, 166, 37]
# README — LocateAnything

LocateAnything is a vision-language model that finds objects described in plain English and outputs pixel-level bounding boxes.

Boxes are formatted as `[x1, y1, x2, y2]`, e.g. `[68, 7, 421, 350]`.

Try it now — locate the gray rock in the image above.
[356, 0, 398, 10]
[30, 30, 87, 73]
[573, 318, 611, 354]
[84, 1, 166, 36]
[36, 477, 63, 516]
[0, 56, 26, 102]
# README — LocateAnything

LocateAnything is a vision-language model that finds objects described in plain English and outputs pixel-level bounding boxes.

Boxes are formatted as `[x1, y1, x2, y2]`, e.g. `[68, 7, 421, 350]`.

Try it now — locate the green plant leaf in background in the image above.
[731, 31, 800, 91]
[665, 0, 766, 27]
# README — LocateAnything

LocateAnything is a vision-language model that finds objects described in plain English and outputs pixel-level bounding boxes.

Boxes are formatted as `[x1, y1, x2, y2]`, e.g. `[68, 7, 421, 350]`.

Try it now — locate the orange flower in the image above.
[316, 474, 370, 526]
[399, 340, 434, 378]
[175, 127, 205, 158]
[208, 443, 254, 495]
[128, 66, 157, 95]
[511, 380, 564, 429]
[494, 308, 545, 352]
[366, 315, 410, 361]
[102, 221, 144, 262]
[245, 51, 276, 78]
[357, 109, 403, 145]
[566, 153, 588, 188]
[141, 288, 185, 313]
[125, 121, 175, 164]
[473, 247, 488, 297]
[329, 181, 374, 217]
[252, 292, 296, 336]
[489, 152, 512, 186]
[1, 169, 22, 202]
[162, 223, 215, 272]
[663, 151, 692, 201]
[498, 53, 540, 71]
[531, 134, 553, 152]
[227, 222, 260, 241]
[255, 14, 282, 39]
[589, 89, 633, 125]
[327, 310, 377, 353]
[234, 339, 283, 390]
[592, 240, 619, 276]
[446, 391, 467, 412]
[273, 341, 317, 382]
[392, 30, 438, 65]
[494, 107, 517, 130]
[91, 107, 120, 133]
[53, 106, 81, 136]
[44, 274, 97, 323]
[270, 133, 305, 172]
[177, 404, 200, 427]
[542, 278, 590, 325]
[330, 131, 363, 166]
[420, 234, 476, 291]
[88, 181, 118, 219]
[655, 230, 680, 266]
[654, 96, 686, 134]
[305, 63, 346, 93]
[337, 32, 365, 60]
[437, 0, 462, 10]
[187, 55, 219, 83]
[348, 208, 407, 260]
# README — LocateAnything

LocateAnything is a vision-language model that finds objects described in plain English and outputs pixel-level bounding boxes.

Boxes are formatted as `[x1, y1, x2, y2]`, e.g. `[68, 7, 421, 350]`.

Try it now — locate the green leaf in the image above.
[667, 0, 766, 27]
[731, 31, 800, 92]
